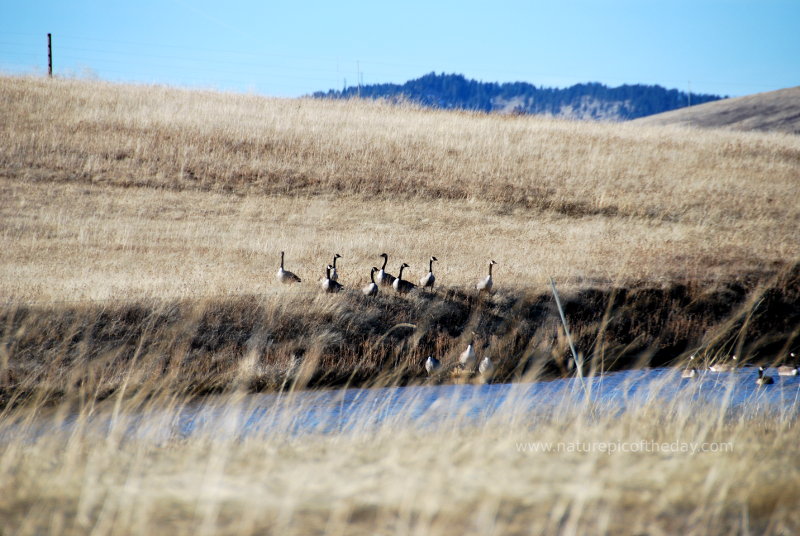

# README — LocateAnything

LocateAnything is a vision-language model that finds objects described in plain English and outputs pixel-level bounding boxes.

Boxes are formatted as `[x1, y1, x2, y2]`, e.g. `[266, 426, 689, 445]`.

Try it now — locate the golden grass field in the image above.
[1, 75, 800, 535]
[1, 76, 799, 303]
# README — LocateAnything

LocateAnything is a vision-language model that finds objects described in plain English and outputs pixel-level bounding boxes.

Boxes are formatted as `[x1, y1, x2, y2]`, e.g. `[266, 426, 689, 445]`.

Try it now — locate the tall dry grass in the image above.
[0, 365, 798, 535]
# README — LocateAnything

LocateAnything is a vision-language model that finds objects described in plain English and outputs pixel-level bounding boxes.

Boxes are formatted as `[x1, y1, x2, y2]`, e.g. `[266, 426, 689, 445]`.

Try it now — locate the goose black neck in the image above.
[381, 256, 388, 270]
[370, 269, 376, 284]
[398, 265, 405, 280]
[429, 258, 434, 272]
[280, 251, 284, 269]
[332, 256, 338, 269]
[488, 263, 493, 276]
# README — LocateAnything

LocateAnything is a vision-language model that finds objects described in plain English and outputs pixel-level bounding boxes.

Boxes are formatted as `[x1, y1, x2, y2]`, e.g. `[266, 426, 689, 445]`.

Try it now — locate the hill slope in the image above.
[312, 72, 722, 121]
[1, 75, 799, 304]
[632, 86, 800, 134]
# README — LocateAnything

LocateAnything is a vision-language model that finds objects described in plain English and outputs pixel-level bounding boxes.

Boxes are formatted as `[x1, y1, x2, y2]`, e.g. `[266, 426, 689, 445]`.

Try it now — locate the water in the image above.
[4, 367, 800, 442]
[121, 366, 800, 438]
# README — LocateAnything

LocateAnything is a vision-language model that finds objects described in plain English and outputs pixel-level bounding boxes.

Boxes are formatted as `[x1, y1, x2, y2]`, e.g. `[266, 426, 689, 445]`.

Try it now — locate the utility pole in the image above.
[47, 33, 52, 77]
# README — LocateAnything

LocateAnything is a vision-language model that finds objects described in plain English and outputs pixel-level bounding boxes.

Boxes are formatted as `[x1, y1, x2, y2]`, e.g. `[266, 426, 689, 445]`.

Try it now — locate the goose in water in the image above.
[479, 356, 495, 381]
[681, 355, 698, 378]
[476, 260, 497, 293]
[393, 263, 416, 294]
[321, 265, 343, 293]
[362, 267, 379, 296]
[329, 253, 342, 281]
[777, 353, 798, 376]
[425, 356, 441, 375]
[419, 256, 438, 290]
[709, 355, 737, 372]
[756, 366, 774, 386]
[276, 251, 302, 284]
[376, 253, 396, 287]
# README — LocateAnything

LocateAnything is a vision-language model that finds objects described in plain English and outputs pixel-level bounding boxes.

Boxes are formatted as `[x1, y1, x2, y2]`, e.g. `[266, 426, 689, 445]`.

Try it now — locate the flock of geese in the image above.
[278, 251, 499, 379]
[424, 335, 496, 381]
[280, 252, 798, 384]
[681, 353, 798, 386]
[277, 251, 498, 295]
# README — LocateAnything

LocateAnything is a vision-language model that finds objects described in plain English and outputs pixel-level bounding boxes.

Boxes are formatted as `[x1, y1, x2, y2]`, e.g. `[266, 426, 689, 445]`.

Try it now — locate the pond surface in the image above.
[156, 366, 800, 439]
[5, 367, 800, 442]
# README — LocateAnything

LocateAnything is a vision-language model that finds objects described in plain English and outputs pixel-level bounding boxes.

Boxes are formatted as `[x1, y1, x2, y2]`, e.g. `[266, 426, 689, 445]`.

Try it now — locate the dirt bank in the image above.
[1, 265, 798, 407]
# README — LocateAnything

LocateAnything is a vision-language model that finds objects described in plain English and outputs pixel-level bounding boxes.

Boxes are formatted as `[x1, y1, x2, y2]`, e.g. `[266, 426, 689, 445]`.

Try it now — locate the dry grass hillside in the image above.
[1, 76, 798, 304]
[633, 86, 800, 134]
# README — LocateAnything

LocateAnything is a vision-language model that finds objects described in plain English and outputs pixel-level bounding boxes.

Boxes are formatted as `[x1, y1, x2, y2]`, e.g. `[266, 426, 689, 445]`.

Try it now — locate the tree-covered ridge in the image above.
[312, 72, 724, 120]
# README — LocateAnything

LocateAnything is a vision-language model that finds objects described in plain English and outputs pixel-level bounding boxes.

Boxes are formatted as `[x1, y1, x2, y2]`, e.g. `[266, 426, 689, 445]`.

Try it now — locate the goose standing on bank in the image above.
[419, 256, 438, 291]
[756, 366, 774, 386]
[276, 251, 302, 284]
[459, 338, 477, 369]
[778, 353, 798, 376]
[476, 260, 497, 293]
[376, 253, 396, 287]
[479, 356, 495, 381]
[329, 253, 342, 281]
[362, 267, 379, 296]
[393, 263, 416, 294]
[321, 265, 343, 293]
[425, 356, 441, 375]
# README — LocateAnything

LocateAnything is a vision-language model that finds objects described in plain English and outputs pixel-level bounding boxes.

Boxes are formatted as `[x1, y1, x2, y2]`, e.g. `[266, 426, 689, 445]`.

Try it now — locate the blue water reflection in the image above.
[3, 367, 798, 443]
[173, 367, 800, 438]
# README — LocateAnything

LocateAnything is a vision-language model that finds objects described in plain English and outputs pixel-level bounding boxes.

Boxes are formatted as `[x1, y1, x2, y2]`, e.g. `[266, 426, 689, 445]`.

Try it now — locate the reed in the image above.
[0, 358, 798, 535]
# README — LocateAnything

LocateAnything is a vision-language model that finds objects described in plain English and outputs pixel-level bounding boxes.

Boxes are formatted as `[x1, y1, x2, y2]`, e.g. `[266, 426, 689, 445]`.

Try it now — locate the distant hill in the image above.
[311, 72, 723, 121]
[632, 87, 800, 134]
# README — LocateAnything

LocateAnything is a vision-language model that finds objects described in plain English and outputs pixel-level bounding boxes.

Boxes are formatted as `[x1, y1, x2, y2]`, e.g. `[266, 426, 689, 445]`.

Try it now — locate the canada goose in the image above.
[419, 256, 438, 290]
[376, 253, 396, 287]
[709, 355, 737, 372]
[276, 251, 302, 284]
[321, 265, 343, 293]
[479, 356, 495, 380]
[777, 353, 798, 376]
[756, 366, 774, 386]
[362, 267, 379, 296]
[681, 355, 697, 378]
[476, 260, 497, 292]
[425, 356, 441, 375]
[393, 263, 416, 294]
[329, 253, 342, 281]
[459, 339, 477, 369]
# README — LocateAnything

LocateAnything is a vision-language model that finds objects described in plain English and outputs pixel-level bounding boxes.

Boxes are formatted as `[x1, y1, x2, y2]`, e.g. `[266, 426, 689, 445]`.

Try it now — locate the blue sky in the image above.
[1, 0, 798, 98]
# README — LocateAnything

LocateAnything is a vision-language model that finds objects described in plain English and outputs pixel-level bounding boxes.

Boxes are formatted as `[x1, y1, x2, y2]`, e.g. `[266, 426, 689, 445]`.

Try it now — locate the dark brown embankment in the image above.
[1, 265, 798, 407]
